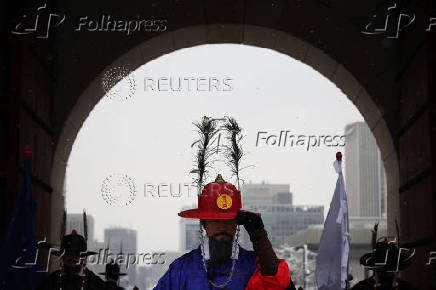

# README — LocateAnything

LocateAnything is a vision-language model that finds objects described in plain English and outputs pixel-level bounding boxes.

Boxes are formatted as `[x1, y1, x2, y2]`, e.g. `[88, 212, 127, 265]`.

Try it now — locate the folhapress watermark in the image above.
[256, 131, 346, 151]
[11, 3, 65, 39]
[76, 15, 167, 35]
[362, 3, 436, 38]
[9, 237, 436, 273]
[426, 251, 436, 266]
[11, 242, 167, 272]
[144, 77, 233, 92]
[11, 3, 167, 39]
[86, 249, 166, 269]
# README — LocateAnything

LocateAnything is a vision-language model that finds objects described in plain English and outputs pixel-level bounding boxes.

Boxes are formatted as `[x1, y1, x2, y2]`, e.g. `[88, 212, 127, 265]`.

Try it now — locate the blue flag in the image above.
[0, 151, 45, 290]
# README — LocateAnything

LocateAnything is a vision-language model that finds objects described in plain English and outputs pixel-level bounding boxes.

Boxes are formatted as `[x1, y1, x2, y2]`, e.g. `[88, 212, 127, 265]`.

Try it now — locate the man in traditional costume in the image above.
[154, 117, 295, 289]
[352, 223, 416, 290]
[38, 212, 104, 290]
[99, 261, 126, 290]
[37, 230, 104, 290]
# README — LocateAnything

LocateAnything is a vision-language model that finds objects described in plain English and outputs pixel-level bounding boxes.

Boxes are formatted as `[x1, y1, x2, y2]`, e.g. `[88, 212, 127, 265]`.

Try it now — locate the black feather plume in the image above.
[60, 209, 66, 241]
[191, 116, 220, 193]
[83, 210, 88, 242]
[223, 117, 244, 190]
[395, 219, 400, 245]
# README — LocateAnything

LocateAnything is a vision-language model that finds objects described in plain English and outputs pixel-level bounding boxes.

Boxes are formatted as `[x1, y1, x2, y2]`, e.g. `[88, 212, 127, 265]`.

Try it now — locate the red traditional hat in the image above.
[183, 117, 259, 219]
[178, 174, 243, 219]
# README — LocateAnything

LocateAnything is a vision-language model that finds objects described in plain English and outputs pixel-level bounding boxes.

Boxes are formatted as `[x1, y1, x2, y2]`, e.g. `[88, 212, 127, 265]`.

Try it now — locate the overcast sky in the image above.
[65, 44, 365, 253]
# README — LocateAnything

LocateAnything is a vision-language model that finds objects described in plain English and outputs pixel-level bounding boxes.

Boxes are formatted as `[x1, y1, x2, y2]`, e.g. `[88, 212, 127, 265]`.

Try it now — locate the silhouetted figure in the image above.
[38, 230, 104, 290]
[99, 261, 126, 290]
[352, 239, 416, 290]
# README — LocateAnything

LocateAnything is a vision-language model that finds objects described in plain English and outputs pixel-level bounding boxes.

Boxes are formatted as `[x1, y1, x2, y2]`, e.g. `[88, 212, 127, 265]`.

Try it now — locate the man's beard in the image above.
[209, 232, 234, 265]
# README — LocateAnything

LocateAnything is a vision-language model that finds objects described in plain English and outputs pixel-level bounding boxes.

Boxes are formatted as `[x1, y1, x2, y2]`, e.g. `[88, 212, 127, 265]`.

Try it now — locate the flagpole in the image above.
[347, 197, 350, 290]
[337, 151, 350, 290]
[339, 152, 350, 290]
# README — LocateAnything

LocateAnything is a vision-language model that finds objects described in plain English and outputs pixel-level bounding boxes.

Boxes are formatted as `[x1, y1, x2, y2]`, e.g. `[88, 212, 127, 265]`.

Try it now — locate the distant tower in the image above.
[104, 228, 137, 287]
[344, 122, 386, 218]
[179, 204, 200, 252]
[240, 183, 323, 249]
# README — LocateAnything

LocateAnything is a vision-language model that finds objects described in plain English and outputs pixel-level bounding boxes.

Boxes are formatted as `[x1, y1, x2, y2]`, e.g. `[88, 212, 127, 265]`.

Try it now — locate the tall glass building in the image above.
[239, 183, 324, 250]
[344, 122, 386, 218]
[179, 204, 200, 252]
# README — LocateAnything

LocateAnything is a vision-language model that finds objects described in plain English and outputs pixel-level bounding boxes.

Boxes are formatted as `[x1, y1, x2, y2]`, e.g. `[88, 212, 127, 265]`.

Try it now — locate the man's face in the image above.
[375, 269, 394, 279]
[62, 252, 82, 267]
[203, 219, 237, 241]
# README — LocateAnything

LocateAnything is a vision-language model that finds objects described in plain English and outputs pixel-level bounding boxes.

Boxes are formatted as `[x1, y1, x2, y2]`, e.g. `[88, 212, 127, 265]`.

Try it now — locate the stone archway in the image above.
[50, 24, 399, 247]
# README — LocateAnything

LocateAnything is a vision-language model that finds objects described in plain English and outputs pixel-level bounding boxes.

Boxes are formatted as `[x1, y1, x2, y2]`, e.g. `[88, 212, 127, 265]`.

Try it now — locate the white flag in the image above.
[316, 159, 350, 290]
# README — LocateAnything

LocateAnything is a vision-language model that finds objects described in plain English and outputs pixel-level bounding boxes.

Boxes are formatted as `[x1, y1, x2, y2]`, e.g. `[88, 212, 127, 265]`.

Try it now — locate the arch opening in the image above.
[51, 25, 399, 288]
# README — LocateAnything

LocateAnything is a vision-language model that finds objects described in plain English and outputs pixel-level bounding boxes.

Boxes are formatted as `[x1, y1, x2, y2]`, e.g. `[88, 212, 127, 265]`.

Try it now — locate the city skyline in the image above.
[65, 44, 365, 253]
[239, 183, 324, 250]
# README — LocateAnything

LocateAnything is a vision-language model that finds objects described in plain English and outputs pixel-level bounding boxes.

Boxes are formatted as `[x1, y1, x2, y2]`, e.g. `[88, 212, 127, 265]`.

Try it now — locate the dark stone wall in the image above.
[1, 0, 54, 247]
[397, 2, 436, 289]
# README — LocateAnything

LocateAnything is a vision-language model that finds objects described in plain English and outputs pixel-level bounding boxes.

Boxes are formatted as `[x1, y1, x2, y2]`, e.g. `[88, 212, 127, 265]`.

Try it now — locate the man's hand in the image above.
[236, 211, 264, 237]
[237, 211, 281, 277]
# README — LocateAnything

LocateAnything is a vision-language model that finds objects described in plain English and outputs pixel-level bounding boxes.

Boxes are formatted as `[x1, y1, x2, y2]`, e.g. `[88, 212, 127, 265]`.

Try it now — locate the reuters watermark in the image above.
[101, 71, 234, 101]
[144, 76, 233, 92]
[101, 66, 136, 101]
[100, 173, 137, 207]
[256, 131, 346, 151]
[144, 183, 198, 198]
[100, 175, 201, 207]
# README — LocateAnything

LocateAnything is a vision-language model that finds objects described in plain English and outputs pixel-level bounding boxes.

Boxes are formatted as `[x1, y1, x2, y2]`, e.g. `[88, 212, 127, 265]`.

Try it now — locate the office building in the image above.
[344, 122, 387, 218]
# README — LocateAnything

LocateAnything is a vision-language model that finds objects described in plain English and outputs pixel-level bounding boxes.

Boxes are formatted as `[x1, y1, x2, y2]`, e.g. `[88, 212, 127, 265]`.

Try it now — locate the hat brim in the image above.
[178, 209, 237, 219]
[360, 253, 384, 269]
[37, 241, 56, 250]
[98, 272, 127, 276]
[51, 250, 98, 257]
[83, 251, 98, 256]
[178, 209, 260, 219]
